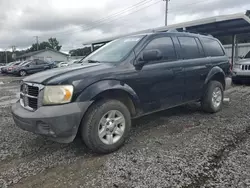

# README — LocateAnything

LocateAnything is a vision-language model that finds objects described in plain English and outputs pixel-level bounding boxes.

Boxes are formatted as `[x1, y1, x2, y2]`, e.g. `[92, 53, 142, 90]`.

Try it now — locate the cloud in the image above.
[0, 0, 249, 51]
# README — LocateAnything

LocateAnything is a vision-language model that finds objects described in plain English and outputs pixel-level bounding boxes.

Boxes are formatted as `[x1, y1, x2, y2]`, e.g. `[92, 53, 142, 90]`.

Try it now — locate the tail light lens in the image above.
[8, 67, 13, 71]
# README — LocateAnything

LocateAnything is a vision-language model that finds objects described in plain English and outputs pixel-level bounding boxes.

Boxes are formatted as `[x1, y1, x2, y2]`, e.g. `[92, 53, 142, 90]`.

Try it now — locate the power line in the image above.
[62, 0, 210, 47]
[39, 0, 154, 39]
[41, 0, 210, 40]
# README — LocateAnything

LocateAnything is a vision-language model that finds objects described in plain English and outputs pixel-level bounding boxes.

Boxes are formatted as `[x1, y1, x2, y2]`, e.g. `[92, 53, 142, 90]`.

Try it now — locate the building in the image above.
[17, 48, 69, 62]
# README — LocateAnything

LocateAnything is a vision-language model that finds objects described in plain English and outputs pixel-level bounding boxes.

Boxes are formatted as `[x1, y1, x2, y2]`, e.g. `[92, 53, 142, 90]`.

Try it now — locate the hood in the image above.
[23, 63, 111, 84]
[237, 58, 250, 64]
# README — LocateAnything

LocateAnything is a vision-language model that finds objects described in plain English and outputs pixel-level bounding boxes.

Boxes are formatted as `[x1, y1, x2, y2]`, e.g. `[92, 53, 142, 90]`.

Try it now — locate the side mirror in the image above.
[142, 49, 162, 62]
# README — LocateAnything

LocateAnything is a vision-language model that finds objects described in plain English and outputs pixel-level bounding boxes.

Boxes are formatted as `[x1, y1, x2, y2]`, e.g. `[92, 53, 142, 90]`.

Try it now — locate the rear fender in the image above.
[204, 66, 226, 90]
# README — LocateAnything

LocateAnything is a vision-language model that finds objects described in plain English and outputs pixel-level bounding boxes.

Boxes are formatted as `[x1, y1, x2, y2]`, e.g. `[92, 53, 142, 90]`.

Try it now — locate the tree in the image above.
[48, 38, 62, 51]
[26, 38, 62, 52]
[69, 47, 92, 56]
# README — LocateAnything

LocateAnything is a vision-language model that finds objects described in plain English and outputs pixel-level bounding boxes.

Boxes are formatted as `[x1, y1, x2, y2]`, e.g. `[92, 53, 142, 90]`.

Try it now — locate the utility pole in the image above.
[164, 0, 170, 26]
[11, 46, 16, 60]
[34, 36, 39, 51]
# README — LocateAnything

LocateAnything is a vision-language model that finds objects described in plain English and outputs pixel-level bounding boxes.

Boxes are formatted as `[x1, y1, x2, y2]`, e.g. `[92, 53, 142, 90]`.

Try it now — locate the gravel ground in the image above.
[0, 75, 250, 188]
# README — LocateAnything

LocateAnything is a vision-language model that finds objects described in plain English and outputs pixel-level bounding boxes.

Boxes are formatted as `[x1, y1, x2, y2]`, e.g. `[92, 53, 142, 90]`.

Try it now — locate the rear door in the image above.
[176, 36, 211, 101]
[26, 61, 37, 73]
[35, 60, 48, 72]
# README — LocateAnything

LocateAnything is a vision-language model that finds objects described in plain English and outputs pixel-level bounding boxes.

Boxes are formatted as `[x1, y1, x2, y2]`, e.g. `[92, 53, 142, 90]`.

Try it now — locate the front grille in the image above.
[28, 98, 38, 109]
[241, 65, 250, 71]
[20, 83, 42, 111]
[28, 85, 39, 97]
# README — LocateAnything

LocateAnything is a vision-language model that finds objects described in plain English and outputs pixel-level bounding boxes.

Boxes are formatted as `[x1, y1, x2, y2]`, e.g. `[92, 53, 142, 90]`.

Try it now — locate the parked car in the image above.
[1, 61, 22, 74]
[12, 32, 231, 153]
[57, 59, 82, 67]
[11, 59, 54, 76]
[57, 61, 69, 67]
[232, 50, 250, 84]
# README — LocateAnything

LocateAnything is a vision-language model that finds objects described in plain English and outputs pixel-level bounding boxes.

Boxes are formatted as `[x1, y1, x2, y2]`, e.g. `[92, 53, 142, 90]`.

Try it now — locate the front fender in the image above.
[204, 66, 225, 85]
[75, 79, 141, 107]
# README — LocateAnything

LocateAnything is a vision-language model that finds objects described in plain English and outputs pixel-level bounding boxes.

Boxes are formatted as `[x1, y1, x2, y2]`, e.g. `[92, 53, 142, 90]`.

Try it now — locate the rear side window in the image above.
[178, 37, 201, 59]
[144, 37, 176, 61]
[201, 38, 225, 57]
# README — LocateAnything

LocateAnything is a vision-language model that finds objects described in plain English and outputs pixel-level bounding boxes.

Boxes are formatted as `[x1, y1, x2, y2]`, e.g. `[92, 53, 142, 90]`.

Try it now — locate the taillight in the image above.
[8, 67, 13, 71]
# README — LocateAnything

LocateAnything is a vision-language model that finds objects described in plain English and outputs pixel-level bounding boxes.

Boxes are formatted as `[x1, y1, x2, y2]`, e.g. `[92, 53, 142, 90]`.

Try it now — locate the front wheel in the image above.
[201, 81, 224, 113]
[19, 70, 27, 77]
[81, 99, 131, 154]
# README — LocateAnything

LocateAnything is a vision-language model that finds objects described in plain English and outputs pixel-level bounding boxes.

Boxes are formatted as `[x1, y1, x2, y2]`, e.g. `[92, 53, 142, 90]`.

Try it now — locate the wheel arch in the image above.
[76, 80, 141, 117]
[204, 66, 226, 90]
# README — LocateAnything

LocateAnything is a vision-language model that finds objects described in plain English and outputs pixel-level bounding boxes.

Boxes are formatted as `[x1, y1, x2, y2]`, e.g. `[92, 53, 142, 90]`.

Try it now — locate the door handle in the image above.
[173, 67, 183, 72]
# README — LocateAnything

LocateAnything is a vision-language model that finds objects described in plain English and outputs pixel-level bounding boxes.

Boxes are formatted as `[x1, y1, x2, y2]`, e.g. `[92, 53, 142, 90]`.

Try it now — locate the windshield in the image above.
[85, 35, 145, 63]
[12, 62, 21, 66]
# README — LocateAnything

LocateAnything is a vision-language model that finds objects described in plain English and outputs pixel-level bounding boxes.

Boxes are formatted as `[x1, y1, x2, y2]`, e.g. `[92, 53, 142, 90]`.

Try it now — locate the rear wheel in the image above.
[201, 81, 224, 113]
[81, 99, 131, 154]
[19, 70, 27, 77]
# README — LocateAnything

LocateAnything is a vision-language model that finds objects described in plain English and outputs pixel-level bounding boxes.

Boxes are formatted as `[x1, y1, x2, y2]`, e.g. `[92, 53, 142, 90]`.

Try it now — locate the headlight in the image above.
[234, 64, 241, 69]
[43, 85, 74, 105]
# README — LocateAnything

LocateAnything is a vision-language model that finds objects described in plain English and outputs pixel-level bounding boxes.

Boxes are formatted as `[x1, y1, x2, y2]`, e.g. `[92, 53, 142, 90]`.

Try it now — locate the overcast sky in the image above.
[0, 0, 249, 52]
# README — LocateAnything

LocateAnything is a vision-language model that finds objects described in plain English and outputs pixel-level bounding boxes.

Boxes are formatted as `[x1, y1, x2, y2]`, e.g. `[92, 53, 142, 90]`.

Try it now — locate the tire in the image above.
[201, 81, 224, 113]
[81, 99, 131, 154]
[19, 70, 27, 77]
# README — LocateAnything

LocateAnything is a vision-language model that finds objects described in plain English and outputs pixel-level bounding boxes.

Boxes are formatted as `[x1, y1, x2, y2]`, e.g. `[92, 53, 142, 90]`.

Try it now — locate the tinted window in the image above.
[195, 38, 205, 57]
[144, 37, 176, 61]
[28, 61, 36, 66]
[36, 60, 47, 65]
[178, 37, 200, 59]
[202, 38, 225, 57]
[245, 51, 250, 59]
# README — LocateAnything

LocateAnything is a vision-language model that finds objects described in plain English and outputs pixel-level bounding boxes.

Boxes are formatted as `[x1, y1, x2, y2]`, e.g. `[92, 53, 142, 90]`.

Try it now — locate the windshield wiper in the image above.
[88, 60, 100, 64]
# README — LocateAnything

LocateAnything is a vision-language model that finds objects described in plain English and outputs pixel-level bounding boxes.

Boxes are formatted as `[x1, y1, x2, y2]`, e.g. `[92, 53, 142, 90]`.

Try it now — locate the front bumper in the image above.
[12, 101, 92, 143]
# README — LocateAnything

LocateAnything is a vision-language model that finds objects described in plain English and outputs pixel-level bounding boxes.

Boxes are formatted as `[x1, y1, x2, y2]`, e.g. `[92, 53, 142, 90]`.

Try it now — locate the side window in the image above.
[144, 37, 176, 62]
[178, 37, 200, 59]
[36, 60, 46, 65]
[29, 61, 36, 66]
[195, 38, 205, 57]
[201, 38, 225, 57]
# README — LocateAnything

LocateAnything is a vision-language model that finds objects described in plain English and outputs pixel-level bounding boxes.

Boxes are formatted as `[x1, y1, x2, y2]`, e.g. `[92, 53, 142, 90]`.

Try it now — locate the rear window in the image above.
[201, 38, 225, 57]
[178, 37, 201, 59]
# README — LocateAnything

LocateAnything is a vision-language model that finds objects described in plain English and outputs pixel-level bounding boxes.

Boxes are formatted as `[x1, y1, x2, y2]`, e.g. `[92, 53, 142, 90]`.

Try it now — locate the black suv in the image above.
[12, 32, 231, 153]
[12, 59, 54, 76]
